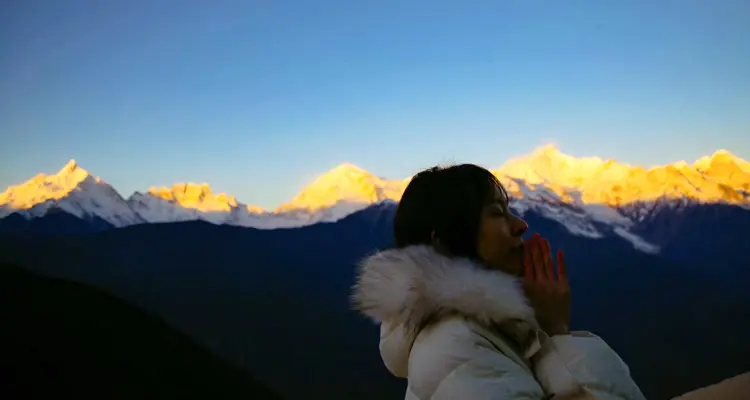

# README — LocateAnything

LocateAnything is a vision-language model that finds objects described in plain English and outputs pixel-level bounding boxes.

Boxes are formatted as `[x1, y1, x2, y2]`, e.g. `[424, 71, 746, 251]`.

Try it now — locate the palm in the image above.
[523, 233, 571, 336]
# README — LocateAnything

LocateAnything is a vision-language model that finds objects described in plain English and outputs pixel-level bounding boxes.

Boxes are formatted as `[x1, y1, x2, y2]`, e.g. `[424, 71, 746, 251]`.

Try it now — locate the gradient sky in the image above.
[1, 0, 749, 209]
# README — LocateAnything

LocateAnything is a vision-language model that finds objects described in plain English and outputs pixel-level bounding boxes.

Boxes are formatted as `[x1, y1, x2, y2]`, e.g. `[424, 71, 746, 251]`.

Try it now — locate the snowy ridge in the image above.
[1, 146, 749, 254]
[0, 160, 142, 227]
[494, 176, 661, 252]
[128, 183, 252, 225]
[494, 145, 750, 208]
[275, 163, 407, 216]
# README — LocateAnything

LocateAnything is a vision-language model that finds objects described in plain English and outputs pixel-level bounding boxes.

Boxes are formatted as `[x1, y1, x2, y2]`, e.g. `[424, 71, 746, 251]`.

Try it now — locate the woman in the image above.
[351, 164, 646, 399]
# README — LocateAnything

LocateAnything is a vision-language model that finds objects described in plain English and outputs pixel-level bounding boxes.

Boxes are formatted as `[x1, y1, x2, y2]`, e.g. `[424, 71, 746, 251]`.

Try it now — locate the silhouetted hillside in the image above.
[0, 209, 113, 236]
[634, 203, 750, 296]
[0, 262, 281, 400]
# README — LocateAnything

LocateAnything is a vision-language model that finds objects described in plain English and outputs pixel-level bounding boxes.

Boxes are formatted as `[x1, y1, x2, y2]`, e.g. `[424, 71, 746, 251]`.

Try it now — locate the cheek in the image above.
[484, 219, 510, 238]
[478, 220, 512, 252]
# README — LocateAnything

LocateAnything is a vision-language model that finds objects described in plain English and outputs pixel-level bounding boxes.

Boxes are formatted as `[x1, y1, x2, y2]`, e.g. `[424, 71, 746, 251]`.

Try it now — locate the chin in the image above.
[486, 259, 523, 276]
[501, 263, 524, 277]
[483, 249, 524, 276]
[498, 253, 524, 276]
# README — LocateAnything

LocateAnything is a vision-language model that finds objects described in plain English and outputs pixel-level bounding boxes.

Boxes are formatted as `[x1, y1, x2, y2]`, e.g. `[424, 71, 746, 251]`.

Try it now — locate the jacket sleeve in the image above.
[529, 330, 646, 400]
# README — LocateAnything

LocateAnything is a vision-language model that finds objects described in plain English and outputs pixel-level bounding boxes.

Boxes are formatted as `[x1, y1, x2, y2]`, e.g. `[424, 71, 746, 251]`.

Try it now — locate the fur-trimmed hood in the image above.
[351, 245, 538, 377]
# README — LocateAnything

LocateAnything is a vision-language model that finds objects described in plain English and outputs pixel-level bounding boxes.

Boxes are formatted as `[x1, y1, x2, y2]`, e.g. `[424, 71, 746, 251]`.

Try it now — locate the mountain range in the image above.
[2, 145, 749, 253]
[1, 201, 748, 399]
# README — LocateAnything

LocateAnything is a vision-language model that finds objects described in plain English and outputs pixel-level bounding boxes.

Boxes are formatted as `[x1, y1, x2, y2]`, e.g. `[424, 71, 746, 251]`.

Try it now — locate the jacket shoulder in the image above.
[407, 316, 541, 399]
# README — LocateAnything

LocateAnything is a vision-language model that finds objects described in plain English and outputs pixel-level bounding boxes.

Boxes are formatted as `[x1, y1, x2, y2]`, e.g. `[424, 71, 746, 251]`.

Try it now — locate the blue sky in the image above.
[1, 0, 749, 209]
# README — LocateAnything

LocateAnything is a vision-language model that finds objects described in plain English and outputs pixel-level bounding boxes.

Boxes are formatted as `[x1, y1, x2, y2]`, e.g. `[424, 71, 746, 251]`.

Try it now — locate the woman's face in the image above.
[476, 185, 528, 275]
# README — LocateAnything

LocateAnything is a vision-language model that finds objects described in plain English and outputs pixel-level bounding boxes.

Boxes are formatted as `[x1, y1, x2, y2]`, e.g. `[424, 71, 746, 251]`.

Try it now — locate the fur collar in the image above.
[351, 245, 538, 337]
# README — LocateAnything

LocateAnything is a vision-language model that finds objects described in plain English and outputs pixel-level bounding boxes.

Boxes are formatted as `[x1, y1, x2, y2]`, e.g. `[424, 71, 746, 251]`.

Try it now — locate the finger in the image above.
[524, 241, 534, 281]
[532, 236, 545, 281]
[542, 239, 554, 280]
[557, 250, 567, 282]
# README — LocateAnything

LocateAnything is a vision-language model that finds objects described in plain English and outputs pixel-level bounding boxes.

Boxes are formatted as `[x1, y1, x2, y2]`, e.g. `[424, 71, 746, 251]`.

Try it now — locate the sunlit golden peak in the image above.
[323, 162, 372, 178]
[530, 143, 564, 157]
[145, 183, 239, 210]
[275, 162, 405, 213]
[693, 149, 750, 173]
[60, 159, 80, 173]
[0, 159, 143, 226]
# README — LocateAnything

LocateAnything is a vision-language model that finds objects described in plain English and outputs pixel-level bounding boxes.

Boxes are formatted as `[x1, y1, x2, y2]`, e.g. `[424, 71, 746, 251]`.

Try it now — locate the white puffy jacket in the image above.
[352, 245, 647, 400]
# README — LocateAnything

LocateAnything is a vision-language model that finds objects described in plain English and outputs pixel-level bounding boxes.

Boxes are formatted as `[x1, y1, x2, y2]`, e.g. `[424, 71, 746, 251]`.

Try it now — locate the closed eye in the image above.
[491, 207, 507, 217]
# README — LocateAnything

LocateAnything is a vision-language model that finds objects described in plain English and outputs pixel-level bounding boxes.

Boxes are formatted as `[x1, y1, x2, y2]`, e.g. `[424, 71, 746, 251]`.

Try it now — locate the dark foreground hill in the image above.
[0, 262, 280, 400]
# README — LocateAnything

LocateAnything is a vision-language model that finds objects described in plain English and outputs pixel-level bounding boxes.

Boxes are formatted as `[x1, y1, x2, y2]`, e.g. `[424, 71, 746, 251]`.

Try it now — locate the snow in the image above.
[509, 195, 604, 239]
[2, 146, 749, 255]
[127, 192, 215, 224]
[579, 203, 633, 227]
[275, 162, 406, 215]
[0, 160, 142, 227]
[613, 227, 661, 254]
[496, 145, 750, 205]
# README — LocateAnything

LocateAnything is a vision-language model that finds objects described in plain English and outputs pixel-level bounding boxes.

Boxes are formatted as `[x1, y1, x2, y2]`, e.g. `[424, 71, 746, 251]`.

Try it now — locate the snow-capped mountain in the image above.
[1, 146, 748, 254]
[127, 183, 260, 225]
[494, 145, 749, 210]
[126, 183, 321, 229]
[488, 146, 749, 250]
[497, 146, 750, 238]
[274, 162, 407, 219]
[0, 160, 143, 227]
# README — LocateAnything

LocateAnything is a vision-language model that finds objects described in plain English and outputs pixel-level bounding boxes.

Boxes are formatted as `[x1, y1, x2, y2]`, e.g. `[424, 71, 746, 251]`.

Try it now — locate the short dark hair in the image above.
[393, 164, 508, 259]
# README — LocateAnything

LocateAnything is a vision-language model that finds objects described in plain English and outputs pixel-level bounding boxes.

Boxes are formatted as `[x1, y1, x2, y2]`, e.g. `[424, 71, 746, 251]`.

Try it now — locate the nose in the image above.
[511, 214, 528, 237]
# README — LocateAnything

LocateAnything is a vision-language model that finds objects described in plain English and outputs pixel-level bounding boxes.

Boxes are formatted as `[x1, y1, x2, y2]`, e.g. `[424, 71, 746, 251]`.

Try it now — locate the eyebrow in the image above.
[490, 197, 509, 210]
[496, 191, 509, 204]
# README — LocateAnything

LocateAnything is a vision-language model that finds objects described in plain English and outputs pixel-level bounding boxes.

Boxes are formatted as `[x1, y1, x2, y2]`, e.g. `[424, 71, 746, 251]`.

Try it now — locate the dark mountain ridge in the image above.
[0, 203, 748, 398]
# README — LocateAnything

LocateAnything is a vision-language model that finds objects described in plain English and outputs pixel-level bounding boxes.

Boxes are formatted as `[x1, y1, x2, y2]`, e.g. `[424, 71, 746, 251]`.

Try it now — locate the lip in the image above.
[510, 242, 524, 254]
[507, 243, 526, 276]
